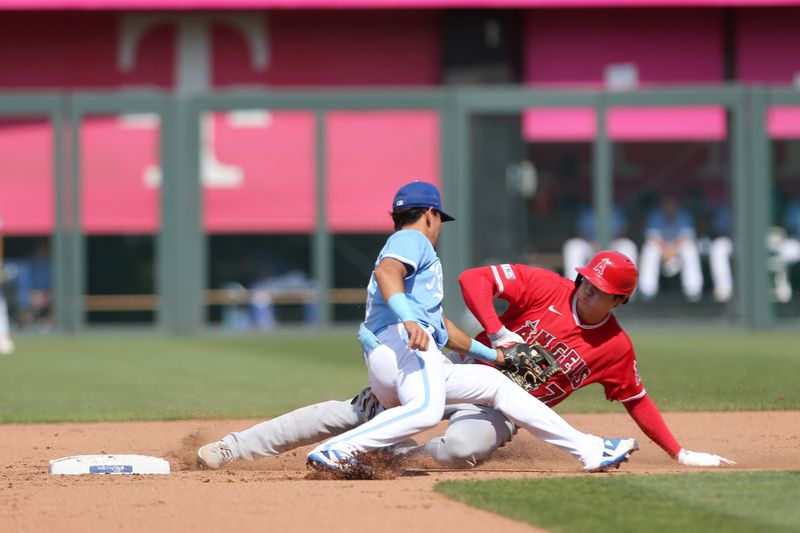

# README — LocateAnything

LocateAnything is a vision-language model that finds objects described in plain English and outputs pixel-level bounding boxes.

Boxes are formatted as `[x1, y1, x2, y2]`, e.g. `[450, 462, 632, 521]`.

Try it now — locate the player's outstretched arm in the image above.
[624, 394, 735, 467]
[442, 316, 473, 353]
[443, 315, 502, 364]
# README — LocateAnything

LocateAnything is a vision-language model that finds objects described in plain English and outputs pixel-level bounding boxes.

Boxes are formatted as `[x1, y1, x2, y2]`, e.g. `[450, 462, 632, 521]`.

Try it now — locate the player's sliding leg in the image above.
[197, 395, 370, 469]
[442, 363, 637, 471]
[415, 404, 514, 467]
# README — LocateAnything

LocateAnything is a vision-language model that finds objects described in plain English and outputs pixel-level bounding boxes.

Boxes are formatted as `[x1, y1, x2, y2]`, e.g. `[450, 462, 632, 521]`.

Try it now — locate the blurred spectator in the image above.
[639, 195, 703, 302]
[708, 204, 734, 303]
[562, 204, 638, 281]
[250, 268, 318, 330]
[0, 214, 14, 354]
[220, 281, 251, 330]
[770, 199, 800, 303]
[13, 239, 54, 331]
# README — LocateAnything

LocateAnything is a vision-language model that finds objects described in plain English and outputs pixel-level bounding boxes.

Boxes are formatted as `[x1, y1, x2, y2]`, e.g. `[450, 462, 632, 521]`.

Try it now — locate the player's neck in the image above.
[577, 308, 610, 325]
[399, 220, 437, 246]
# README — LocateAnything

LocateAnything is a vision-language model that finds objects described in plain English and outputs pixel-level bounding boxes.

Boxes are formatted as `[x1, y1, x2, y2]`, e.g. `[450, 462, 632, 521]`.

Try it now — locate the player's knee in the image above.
[442, 430, 495, 465]
[401, 398, 444, 432]
[487, 369, 519, 401]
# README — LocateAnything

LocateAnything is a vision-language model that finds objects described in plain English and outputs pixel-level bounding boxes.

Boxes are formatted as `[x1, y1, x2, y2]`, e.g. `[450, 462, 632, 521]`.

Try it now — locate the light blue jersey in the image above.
[363, 229, 448, 348]
[783, 201, 800, 239]
[645, 208, 696, 241]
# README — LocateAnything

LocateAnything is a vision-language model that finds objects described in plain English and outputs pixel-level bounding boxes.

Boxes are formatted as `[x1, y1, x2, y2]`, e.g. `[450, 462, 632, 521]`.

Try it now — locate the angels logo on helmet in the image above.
[593, 258, 613, 277]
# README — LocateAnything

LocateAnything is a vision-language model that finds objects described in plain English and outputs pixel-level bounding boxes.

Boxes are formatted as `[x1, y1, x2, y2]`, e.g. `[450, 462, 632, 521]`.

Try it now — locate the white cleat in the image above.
[585, 437, 639, 473]
[197, 441, 236, 470]
[307, 444, 373, 479]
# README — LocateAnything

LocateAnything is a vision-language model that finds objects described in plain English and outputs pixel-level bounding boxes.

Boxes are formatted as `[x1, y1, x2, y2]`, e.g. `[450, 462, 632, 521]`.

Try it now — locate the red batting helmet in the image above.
[575, 250, 638, 299]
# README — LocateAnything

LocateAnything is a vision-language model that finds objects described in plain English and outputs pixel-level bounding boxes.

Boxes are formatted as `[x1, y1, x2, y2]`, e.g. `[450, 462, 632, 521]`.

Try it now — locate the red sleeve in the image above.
[458, 264, 527, 335]
[459, 267, 504, 334]
[623, 394, 682, 458]
[600, 343, 645, 403]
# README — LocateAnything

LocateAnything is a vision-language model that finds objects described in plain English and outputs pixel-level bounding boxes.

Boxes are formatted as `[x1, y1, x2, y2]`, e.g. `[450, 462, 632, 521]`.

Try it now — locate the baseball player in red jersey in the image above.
[198, 251, 733, 470]
[445, 250, 734, 467]
[462, 252, 643, 410]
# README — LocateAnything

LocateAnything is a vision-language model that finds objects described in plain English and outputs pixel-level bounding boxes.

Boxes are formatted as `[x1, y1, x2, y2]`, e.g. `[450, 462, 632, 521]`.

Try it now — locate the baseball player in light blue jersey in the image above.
[199, 181, 639, 476]
[305, 180, 461, 471]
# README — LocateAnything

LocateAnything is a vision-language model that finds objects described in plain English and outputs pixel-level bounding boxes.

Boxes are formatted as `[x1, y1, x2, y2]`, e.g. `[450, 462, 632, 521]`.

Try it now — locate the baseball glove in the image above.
[498, 342, 562, 392]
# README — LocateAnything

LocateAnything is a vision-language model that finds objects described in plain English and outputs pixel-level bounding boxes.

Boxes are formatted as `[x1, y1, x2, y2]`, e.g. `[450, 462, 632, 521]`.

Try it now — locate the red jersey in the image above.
[464, 264, 645, 407]
[457, 262, 682, 458]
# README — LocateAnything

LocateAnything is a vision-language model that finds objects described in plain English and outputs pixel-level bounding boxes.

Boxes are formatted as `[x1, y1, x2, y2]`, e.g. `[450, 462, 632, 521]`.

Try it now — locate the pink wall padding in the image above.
[81, 116, 161, 234]
[736, 7, 800, 83]
[607, 106, 727, 140]
[767, 107, 800, 139]
[521, 8, 725, 141]
[0, 119, 53, 235]
[523, 106, 727, 141]
[202, 112, 317, 233]
[0, 11, 440, 234]
[48, 110, 440, 235]
[523, 8, 724, 85]
[326, 111, 440, 233]
[523, 108, 596, 141]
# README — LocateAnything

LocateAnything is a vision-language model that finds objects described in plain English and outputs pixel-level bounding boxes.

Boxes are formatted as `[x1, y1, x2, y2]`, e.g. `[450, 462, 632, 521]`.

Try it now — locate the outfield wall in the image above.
[0, 5, 798, 332]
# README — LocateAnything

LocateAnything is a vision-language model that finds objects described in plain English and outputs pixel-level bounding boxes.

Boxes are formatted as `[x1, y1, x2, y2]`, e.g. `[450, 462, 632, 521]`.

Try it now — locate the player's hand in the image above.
[403, 321, 430, 351]
[677, 449, 736, 467]
[487, 326, 525, 348]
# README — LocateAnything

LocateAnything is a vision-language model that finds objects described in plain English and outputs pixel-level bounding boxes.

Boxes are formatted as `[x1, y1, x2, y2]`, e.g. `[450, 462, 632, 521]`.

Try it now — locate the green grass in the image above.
[0, 332, 367, 423]
[0, 328, 798, 423]
[557, 329, 800, 413]
[436, 471, 800, 533]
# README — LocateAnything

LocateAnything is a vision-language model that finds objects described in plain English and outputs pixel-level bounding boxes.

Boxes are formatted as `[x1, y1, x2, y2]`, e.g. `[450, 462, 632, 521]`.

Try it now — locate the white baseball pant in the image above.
[709, 236, 733, 302]
[220, 397, 512, 467]
[639, 238, 703, 301]
[309, 324, 608, 469]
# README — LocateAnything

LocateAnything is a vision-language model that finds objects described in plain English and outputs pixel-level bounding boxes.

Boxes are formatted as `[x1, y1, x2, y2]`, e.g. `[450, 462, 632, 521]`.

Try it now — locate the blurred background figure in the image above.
[708, 203, 734, 303]
[250, 267, 318, 331]
[0, 213, 14, 354]
[13, 238, 54, 332]
[639, 194, 703, 302]
[220, 281, 251, 331]
[770, 198, 800, 303]
[562, 204, 638, 281]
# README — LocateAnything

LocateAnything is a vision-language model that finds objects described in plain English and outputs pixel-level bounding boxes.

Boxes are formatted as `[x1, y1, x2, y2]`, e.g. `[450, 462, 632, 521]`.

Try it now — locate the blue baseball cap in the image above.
[392, 181, 455, 222]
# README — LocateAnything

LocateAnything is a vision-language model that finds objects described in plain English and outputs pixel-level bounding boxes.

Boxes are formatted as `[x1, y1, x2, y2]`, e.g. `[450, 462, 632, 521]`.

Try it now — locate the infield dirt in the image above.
[1, 411, 797, 533]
